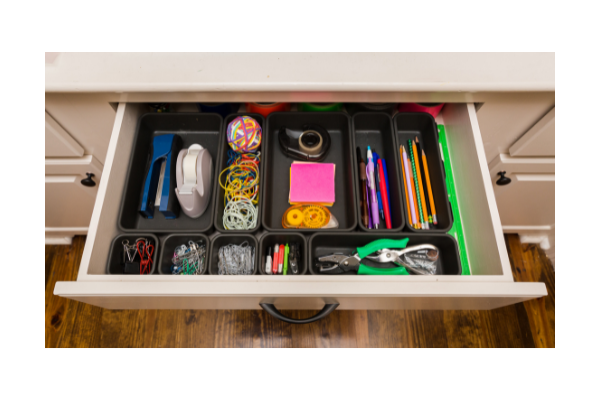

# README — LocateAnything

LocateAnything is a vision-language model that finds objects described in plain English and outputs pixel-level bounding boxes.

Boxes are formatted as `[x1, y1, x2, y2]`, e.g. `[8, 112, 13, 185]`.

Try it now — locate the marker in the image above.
[378, 159, 392, 229]
[381, 159, 392, 221]
[283, 244, 290, 275]
[265, 247, 272, 274]
[373, 152, 384, 221]
[366, 146, 380, 229]
[273, 244, 279, 274]
[278, 244, 285, 274]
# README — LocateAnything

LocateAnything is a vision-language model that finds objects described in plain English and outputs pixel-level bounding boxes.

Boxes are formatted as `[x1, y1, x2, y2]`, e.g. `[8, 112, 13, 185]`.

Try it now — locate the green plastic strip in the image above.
[437, 125, 471, 275]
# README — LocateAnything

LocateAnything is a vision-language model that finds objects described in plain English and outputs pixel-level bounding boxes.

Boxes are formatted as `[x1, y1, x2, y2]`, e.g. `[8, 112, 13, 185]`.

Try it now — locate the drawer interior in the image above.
[214, 113, 265, 233]
[352, 112, 405, 231]
[78, 102, 511, 280]
[118, 113, 222, 233]
[157, 233, 210, 275]
[394, 112, 453, 232]
[262, 112, 358, 232]
[309, 233, 461, 276]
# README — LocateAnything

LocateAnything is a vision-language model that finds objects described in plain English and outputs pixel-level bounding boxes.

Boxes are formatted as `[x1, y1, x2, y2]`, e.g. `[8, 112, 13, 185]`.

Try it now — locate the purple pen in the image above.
[367, 146, 380, 228]
[366, 167, 373, 228]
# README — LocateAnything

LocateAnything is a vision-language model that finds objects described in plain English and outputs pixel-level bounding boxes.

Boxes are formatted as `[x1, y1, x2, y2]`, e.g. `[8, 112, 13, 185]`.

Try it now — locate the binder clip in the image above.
[140, 134, 183, 219]
[175, 144, 213, 218]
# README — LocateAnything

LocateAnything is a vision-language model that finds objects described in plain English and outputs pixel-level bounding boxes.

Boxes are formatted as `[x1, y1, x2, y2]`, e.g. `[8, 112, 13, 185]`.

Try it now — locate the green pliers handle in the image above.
[356, 238, 410, 275]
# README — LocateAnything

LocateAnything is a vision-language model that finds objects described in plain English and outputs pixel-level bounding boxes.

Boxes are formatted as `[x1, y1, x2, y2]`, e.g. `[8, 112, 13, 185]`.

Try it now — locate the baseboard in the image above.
[45, 227, 88, 245]
[45, 236, 73, 245]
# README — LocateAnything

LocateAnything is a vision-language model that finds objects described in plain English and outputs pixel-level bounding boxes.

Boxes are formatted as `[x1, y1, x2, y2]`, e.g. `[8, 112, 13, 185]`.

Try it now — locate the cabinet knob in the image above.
[496, 171, 511, 186]
[81, 173, 96, 187]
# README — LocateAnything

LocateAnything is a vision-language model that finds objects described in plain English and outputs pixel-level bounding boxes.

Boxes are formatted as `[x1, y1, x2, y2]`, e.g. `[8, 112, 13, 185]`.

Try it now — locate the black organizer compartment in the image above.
[393, 113, 453, 233]
[118, 113, 223, 233]
[214, 113, 265, 234]
[157, 233, 210, 275]
[353, 113, 406, 232]
[263, 112, 358, 232]
[258, 232, 308, 275]
[208, 234, 258, 275]
[308, 232, 461, 276]
[106, 233, 159, 275]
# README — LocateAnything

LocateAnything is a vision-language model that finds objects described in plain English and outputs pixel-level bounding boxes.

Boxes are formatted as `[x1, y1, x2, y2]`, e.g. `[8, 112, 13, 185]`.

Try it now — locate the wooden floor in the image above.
[45, 234, 555, 348]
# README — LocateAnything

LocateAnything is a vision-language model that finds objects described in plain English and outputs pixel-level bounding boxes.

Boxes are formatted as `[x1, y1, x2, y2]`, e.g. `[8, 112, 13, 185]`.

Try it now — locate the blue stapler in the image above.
[139, 134, 183, 219]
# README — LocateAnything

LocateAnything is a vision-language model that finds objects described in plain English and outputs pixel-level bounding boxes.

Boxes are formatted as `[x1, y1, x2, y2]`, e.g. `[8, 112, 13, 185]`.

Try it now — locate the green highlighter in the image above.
[283, 244, 290, 275]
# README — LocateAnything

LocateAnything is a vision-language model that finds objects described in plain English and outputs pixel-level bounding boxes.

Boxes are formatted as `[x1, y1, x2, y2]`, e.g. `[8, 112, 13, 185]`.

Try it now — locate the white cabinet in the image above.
[45, 156, 103, 244]
[53, 102, 547, 311]
[45, 112, 84, 157]
[489, 155, 555, 227]
[509, 107, 555, 157]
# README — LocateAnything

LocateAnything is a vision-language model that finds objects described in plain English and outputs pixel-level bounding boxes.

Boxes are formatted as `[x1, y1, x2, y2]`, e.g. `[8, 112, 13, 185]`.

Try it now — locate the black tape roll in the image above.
[278, 124, 331, 161]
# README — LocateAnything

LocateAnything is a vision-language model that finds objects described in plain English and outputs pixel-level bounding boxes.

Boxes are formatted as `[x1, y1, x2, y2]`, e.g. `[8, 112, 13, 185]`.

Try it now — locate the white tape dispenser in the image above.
[175, 144, 213, 218]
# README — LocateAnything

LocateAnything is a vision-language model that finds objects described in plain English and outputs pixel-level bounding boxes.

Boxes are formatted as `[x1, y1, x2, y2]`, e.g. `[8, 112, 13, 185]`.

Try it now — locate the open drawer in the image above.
[54, 102, 547, 312]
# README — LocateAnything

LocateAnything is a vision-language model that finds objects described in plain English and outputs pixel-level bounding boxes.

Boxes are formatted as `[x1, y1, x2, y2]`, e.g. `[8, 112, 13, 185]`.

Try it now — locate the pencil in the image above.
[413, 137, 430, 229]
[415, 138, 432, 224]
[401, 146, 418, 228]
[421, 149, 438, 225]
[407, 147, 421, 229]
[400, 146, 413, 228]
[408, 139, 425, 229]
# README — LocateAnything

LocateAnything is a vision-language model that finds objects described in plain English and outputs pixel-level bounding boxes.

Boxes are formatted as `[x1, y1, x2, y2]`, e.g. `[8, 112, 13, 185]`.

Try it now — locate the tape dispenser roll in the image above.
[175, 144, 213, 218]
[278, 123, 331, 161]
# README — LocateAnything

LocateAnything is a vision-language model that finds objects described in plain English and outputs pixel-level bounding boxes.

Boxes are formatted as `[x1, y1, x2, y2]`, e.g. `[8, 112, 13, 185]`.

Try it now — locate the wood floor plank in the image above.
[367, 310, 413, 348]
[443, 310, 485, 348]
[45, 236, 87, 347]
[256, 311, 292, 348]
[45, 245, 56, 289]
[213, 310, 238, 347]
[100, 310, 147, 348]
[354, 310, 370, 348]
[407, 310, 449, 348]
[506, 235, 555, 348]
[175, 310, 218, 348]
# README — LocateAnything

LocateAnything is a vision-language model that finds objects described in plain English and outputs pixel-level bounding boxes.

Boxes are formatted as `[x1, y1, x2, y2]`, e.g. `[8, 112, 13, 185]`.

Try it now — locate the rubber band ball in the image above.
[227, 116, 262, 154]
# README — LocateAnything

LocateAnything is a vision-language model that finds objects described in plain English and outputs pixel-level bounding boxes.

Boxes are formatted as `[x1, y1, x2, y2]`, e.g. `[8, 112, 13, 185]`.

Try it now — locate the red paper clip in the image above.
[137, 240, 154, 275]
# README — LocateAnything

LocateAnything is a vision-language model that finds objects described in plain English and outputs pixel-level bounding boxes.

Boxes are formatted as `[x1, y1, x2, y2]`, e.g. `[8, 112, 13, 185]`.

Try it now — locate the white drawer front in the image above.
[54, 102, 547, 310]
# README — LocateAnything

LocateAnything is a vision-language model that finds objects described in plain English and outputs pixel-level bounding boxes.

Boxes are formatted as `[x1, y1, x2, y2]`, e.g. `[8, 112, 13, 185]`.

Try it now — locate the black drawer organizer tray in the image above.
[118, 113, 223, 233]
[108, 110, 461, 276]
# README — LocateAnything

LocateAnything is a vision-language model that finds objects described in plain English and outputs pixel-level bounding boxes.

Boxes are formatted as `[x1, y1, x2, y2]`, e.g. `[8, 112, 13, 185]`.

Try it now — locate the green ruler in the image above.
[437, 125, 471, 275]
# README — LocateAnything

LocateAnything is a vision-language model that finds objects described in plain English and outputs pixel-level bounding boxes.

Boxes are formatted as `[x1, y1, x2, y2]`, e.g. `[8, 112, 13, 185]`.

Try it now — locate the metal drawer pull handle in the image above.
[260, 303, 339, 324]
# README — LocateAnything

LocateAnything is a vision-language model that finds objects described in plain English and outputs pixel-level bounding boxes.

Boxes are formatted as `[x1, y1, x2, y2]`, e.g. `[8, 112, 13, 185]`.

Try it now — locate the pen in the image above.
[265, 247, 273, 275]
[373, 152, 384, 221]
[367, 146, 379, 229]
[278, 244, 285, 274]
[378, 159, 392, 229]
[356, 148, 369, 227]
[283, 244, 289, 275]
[366, 165, 373, 228]
[273, 244, 279, 274]
[382, 159, 392, 221]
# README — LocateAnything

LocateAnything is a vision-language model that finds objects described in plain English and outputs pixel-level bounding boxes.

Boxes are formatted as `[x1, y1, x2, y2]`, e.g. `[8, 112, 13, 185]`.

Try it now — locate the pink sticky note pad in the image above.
[289, 162, 335, 205]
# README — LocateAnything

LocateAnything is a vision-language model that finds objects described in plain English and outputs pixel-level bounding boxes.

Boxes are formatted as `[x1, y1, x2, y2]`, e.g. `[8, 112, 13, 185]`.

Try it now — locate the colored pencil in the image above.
[415, 137, 433, 223]
[408, 140, 425, 229]
[421, 149, 438, 225]
[401, 146, 418, 228]
[400, 147, 413, 228]
[408, 159, 421, 229]
[415, 137, 433, 227]
[413, 138, 429, 229]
